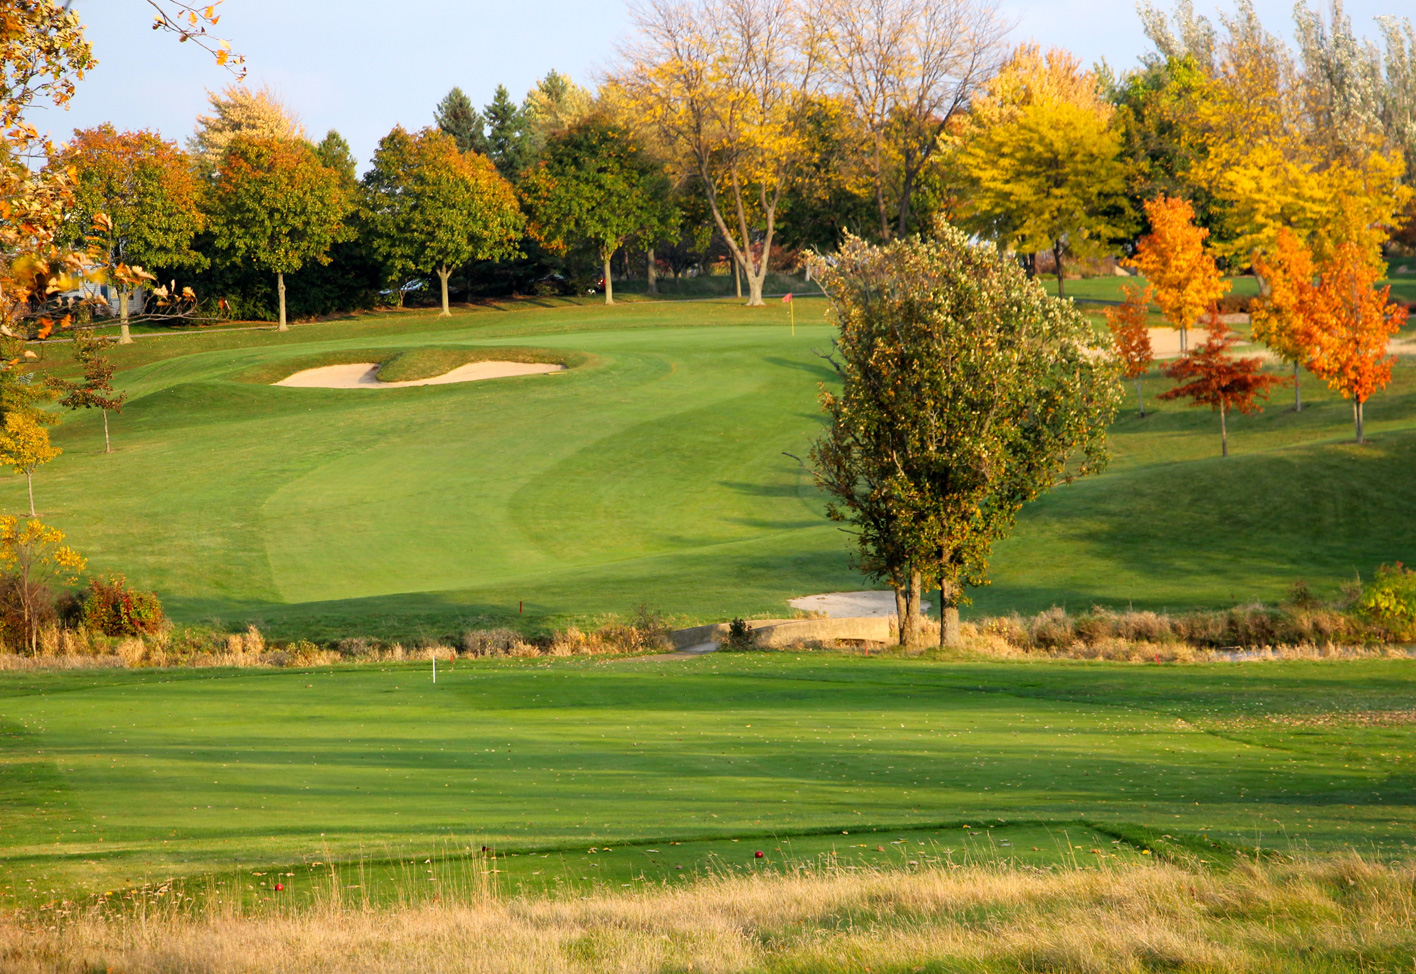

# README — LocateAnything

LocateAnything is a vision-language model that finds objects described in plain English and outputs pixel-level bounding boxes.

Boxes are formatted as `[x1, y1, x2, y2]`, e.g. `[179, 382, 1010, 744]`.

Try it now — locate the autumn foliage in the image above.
[1128, 195, 1229, 351]
[1302, 242, 1408, 444]
[1159, 319, 1287, 457]
[1104, 284, 1155, 415]
[1250, 227, 1316, 410]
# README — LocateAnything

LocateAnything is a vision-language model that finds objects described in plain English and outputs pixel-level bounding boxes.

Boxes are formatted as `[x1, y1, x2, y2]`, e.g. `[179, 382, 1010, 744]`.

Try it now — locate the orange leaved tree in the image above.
[1160, 317, 1287, 457]
[1105, 284, 1155, 416]
[1302, 241, 1408, 444]
[1128, 195, 1229, 353]
[1250, 227, 1315, 412]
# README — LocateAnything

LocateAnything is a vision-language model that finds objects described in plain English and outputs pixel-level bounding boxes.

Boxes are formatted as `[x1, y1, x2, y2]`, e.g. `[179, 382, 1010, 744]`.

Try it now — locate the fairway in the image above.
[10, 296, 1416, 638]
[3, 653, 1414, 904]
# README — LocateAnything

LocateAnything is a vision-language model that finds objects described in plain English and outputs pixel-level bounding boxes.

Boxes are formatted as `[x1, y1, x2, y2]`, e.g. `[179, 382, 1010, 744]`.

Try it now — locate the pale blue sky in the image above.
[59, 0, 1404, 171]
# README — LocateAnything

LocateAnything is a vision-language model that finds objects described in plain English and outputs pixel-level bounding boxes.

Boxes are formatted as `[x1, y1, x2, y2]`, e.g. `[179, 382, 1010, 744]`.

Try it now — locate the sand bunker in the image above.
[275, 361, 566, 389]
[789, 591, 930, 619]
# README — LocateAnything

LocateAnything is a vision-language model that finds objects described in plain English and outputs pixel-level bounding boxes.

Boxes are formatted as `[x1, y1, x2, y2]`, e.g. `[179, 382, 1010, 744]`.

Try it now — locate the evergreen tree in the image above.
[484, 85, 531, 180]
[315, 129, 358, 183]
[434, 86, 487, 155]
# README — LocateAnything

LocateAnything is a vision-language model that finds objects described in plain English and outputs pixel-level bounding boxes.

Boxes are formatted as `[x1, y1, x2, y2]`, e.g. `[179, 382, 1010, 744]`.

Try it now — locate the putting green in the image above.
[9, 295, 1416, 638]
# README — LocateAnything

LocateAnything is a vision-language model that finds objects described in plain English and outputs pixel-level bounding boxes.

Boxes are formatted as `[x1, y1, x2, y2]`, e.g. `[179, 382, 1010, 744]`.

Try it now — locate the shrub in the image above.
[81, 574, 166, 637]
[1028, 607, 1075, 649]
[460, 628, 521, 657]
[1357, 563, 1416, 639]
[722, 618, 756, 651]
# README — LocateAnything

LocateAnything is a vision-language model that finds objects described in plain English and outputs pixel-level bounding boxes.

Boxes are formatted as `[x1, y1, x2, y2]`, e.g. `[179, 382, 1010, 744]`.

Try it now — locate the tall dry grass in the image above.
[2, 857, 1412, 973]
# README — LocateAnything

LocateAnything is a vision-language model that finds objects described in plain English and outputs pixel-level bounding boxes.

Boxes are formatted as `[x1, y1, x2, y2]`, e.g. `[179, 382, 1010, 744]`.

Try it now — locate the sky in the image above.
[57, 0, 1407, 172]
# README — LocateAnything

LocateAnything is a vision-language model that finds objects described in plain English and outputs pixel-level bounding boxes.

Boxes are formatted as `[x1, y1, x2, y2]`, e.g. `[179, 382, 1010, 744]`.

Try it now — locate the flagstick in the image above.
[432, 653, 437, 684]
[790, 300, 795, 336]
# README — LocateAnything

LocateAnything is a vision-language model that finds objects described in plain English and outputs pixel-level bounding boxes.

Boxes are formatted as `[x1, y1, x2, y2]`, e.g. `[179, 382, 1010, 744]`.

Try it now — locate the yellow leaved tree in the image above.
[0, 515, 84, 654]
[618, 0, 820, 307]
[951, 45, 1133, 297]
[0, 413, 59, 517]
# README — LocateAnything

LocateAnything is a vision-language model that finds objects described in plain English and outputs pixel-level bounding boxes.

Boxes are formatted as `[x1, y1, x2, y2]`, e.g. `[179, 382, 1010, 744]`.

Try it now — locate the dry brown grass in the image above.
[2, 857, 1412, 973]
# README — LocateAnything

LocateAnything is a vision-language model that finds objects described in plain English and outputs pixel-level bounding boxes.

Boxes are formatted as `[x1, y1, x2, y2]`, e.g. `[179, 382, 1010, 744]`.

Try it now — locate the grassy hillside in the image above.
[3, 654, 1414, 903]
[12, 294, 1416, 637]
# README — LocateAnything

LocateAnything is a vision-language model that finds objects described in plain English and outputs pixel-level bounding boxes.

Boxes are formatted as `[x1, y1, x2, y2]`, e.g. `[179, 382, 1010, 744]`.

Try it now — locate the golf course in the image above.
[7, 291, 1416, 640]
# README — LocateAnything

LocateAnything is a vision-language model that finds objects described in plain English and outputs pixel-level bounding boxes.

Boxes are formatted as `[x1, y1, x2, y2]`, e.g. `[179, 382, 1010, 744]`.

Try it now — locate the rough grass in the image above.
[3, 857, 1412, 973]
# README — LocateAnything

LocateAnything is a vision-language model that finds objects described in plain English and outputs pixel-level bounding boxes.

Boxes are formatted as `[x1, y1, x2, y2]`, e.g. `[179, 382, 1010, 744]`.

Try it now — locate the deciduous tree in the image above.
[59, 126, 205, 343]
[1302, 240, 1408, 443]
[809, 0, 1006, 239]
[520, 117, 669, 305]
[58, 330, 125, 453]
[188, 85, 304, 166]
[1128, 194, 1229, 351]
[361, 127, 522, 314]
[0, 515, 84, 655]
[205, 136, 350, 331]
[0, 412, 59, 517]
[1159, 318, 1286, 457]
[809, 223, 1119, 648]
[1250, 226, 1315, 411]
[622, 0, 821, 306]
[1105, 284, 1156, 415]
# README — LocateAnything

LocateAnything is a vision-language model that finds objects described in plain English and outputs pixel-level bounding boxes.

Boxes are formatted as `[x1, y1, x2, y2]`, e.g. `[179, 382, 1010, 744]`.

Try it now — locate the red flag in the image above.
[782, 292, 793, 303]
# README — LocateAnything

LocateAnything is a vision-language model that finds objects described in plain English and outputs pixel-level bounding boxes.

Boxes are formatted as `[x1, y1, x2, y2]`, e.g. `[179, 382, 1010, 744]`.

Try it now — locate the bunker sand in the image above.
[276, 361, 566, 389]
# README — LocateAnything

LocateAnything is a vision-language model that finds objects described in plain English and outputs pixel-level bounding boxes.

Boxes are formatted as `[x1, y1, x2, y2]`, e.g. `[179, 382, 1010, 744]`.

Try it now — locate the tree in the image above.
[1159, 318, 1286, 457]
[59, 125, 205, 343]
[434, 87, 488, 155]
[953, 46, 1134, 298]
[189, 85, 305, 166]
[1250, 226, 1315, 411]
[1302, 240, 1408, 444]
[0, 412, 59, 517]
[484, 84, 531, 180]
[361, 127, 523, 314]
[524, 71, 594, 152]
[622, 0, 820, 307]
[58, 330, 125, 453]
[205, 136, 351, 331]
[521, 117, 667, 305]
[314, 129, 358, 183]
[1128, 194, 1229, 351]
[1105, 284, 1156, 415]
[809, 224, 1120, 648]
[0, 516, 84, 655]
[809, 0, 1006, 240]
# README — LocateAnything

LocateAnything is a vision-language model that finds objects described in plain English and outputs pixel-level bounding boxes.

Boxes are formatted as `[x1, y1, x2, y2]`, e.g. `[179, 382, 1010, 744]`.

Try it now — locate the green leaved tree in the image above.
[361, 127, 523, 314]
[810, 224, 1121, 647]
[520, 117, 671, 305]
[484, 84, 532, 180]
[205, 136, 351, 331]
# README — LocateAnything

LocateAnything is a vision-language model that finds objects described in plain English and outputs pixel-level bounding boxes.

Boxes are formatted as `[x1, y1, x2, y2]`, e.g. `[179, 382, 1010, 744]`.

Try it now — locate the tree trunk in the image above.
[898, 570, 924, 648]
[102, 409, 111, 453]
[623, 249, 631, 280]
[1180, 326, 1188, 353]
[1355, 397, 1365, 444]
[1053, 241, 1066, 300]
[602, 254, 614, 306]
[1136, 378, 1146, 417]
[939, 580, 961, 649]
[647, 247, 658, 296]
[277, 272, 288, 332]
[1293, 361, 1302, 412]
[733, 257, 742, 300]
[25, 470, 35, 517]
[437, 265, 452, 316]
[117, 287, 133, 344]
[1220, 403, 1228, 458]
